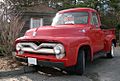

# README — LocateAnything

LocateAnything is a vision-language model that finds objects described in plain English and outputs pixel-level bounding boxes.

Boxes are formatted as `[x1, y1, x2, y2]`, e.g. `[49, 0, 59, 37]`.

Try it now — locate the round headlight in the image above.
[16, 43, 21, 51]
[54, 44, 64, 55]
[54, 46, 61, 54]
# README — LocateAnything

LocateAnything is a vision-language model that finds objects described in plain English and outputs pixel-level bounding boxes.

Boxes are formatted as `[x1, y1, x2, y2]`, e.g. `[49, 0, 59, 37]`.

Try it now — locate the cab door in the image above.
[90, 12, 104, 52]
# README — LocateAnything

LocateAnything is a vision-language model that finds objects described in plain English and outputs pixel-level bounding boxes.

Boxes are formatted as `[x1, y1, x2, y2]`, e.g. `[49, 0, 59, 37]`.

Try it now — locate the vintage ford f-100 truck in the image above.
[15, 8, 116, 75]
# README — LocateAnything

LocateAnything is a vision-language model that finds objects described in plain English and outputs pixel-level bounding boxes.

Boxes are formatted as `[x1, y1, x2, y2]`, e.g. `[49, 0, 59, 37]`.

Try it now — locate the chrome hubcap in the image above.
[111, 44, 115, 56]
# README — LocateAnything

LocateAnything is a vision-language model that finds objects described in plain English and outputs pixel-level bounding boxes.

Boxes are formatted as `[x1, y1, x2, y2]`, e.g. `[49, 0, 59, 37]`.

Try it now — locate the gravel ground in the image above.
[0, 47, 120, 81]
[0, 57, 22, 71]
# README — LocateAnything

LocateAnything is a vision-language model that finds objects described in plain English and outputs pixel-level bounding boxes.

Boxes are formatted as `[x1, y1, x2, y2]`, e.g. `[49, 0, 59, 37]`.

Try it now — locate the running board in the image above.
[93, 51, 106, 60]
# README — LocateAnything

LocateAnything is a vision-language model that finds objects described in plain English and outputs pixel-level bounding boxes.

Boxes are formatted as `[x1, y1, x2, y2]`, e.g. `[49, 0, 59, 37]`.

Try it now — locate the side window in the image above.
[91, 12, 99, 25]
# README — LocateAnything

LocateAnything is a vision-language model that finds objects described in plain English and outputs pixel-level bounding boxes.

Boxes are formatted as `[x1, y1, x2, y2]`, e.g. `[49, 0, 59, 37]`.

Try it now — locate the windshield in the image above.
[52, 12, 89, 26]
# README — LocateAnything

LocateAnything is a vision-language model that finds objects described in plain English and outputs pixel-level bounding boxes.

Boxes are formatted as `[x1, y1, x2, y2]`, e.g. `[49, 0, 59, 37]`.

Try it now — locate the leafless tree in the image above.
[0, 0, 25, 56]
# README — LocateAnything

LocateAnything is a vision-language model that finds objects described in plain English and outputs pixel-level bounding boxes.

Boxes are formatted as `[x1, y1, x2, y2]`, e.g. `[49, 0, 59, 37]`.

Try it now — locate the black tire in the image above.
[75, 49, 85, 75]
[107, 43, 115, 58]
[66, 49, 85, 75]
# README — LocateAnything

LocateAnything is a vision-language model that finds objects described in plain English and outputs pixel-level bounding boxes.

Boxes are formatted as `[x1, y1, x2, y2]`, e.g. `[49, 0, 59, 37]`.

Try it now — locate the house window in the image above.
[30, 18, 43, 28]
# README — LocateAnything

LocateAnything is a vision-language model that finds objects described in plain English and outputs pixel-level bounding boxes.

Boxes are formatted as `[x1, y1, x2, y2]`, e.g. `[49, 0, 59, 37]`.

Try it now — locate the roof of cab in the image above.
[58, 8, 97, 13]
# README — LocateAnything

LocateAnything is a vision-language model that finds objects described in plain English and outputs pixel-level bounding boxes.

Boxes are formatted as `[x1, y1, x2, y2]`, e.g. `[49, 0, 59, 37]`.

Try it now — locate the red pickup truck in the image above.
[15, 8, 116, 75]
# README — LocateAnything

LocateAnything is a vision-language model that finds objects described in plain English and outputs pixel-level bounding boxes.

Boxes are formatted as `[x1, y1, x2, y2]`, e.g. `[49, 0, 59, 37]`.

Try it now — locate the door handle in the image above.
[90, 27, 93, 30]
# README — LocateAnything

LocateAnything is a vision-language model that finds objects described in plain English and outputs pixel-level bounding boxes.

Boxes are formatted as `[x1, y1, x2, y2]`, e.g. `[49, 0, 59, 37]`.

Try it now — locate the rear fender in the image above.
[104, 35, 116, 52]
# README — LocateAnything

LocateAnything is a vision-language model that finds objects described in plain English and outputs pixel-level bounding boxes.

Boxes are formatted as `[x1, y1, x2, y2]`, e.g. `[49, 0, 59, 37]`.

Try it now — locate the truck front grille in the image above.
[16, 42, 57, 54]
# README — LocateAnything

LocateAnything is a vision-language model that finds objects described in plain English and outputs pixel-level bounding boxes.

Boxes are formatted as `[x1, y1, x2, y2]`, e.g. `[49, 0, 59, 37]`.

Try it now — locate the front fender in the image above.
[64, 36, 93, 66]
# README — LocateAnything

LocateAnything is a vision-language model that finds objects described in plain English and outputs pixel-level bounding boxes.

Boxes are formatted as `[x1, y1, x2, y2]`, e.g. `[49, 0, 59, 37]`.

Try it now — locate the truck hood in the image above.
[25, 25, 86, 37]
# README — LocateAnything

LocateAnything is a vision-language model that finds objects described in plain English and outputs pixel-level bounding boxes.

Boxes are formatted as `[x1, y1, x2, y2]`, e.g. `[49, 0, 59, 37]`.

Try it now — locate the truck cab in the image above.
[15, 8, 116, 75]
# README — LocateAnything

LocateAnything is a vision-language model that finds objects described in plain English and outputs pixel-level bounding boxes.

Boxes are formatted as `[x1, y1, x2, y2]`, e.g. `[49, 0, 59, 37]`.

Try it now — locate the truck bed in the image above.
[103, 29, 115, 35]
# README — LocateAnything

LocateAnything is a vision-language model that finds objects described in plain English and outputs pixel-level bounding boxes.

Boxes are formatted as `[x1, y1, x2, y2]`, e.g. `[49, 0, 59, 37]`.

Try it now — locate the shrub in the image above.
[0, 15, 25, 56]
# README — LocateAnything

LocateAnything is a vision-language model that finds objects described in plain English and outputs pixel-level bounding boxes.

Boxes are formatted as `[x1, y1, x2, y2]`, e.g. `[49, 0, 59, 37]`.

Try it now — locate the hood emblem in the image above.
[79, 29, 86, 33]
[33, 31, 37, 36]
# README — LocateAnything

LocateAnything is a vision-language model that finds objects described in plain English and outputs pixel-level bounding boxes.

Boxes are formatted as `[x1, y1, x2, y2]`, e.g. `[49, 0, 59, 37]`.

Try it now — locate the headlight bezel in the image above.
[53, 43, 65, 59]
[16, 43, 21, 51]
[53, 44, 65, 55]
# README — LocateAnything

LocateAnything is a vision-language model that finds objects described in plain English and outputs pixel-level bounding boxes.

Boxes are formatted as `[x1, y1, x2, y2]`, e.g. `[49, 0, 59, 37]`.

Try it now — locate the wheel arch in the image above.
[77, 45, 93, 63]
[112, 39, 116, 47]
[104, 35, 116, 52]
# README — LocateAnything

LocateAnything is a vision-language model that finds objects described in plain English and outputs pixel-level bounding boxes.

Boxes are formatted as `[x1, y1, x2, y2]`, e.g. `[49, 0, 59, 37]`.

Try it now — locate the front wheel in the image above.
[75, 49, 86, 75]
[106, 43, 115, 58]
[65, 49, 85, 75]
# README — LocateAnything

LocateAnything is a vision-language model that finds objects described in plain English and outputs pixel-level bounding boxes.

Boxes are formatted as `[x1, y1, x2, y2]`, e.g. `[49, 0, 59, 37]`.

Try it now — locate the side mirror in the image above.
[100, 25, 108, 29]
[100, 25, 104, 29]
